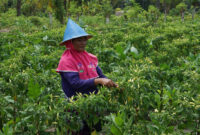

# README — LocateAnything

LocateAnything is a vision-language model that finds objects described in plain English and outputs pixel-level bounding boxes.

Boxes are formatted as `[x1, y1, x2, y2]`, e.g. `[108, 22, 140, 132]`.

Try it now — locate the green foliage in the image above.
[0, 0, 9, 13]
[0, 120, 13, 135]
[102, 0, 113, 17]
[124, 2, 143, 21]
[0, 10, 200, 134]
[64, 93, 115, 133]
[68, 1, 82, 19]
[169, 8, 180, 16]
[29, 16, 42, 26]
[147, 5, 160, 23]
[28, 78, 43, 100]
[176, 2, 187, 13]
[21, 0, 38, 16]
[54, 0, 64, 24]
[106, 112, 133, 135]
[0, 0, 199, 19]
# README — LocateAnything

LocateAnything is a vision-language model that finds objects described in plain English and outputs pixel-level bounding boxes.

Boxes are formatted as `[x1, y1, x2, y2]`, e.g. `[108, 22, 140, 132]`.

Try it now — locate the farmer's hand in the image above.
[94, 78, 118, 88]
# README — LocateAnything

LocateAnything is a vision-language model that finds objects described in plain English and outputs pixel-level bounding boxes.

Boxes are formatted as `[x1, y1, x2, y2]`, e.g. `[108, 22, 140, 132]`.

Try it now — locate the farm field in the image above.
[1, 8, 200, 135]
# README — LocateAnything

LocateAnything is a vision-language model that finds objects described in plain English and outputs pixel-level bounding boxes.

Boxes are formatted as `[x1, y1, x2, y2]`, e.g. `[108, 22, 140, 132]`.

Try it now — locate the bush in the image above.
[29, 16, 42, 26]
[115, 8, 121, 12]
[169, 8, 180, 16]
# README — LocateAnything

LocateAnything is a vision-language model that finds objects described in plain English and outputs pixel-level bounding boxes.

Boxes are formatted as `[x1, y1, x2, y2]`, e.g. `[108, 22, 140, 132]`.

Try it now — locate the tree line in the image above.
[0, 0, 200, 24]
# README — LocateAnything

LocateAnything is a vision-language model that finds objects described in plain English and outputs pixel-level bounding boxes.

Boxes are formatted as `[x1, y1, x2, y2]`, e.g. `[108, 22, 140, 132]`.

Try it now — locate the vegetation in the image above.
[0, 0, 200, 134]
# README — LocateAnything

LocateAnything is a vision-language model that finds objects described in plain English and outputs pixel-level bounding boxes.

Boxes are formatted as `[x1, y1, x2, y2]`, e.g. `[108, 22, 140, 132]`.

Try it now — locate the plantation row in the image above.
[0, 11, 200, 134]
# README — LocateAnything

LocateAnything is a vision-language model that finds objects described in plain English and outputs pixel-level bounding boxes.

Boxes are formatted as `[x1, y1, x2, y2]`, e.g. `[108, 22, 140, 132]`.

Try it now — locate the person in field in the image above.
[56, 18, 117, 134]
[57, 18, 117, 98]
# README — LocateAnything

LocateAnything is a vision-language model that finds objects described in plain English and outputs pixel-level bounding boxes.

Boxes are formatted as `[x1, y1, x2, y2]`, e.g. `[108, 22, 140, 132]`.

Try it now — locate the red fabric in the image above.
[56, 41, 99, 80]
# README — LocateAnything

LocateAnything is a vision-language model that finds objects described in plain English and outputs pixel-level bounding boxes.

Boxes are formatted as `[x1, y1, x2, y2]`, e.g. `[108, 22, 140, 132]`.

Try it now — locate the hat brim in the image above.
[60, 35, 92, 45]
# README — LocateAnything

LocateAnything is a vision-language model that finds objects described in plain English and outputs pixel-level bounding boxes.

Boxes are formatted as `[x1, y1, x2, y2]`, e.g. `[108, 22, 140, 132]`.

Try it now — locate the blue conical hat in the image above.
[60, 18, 92, 45]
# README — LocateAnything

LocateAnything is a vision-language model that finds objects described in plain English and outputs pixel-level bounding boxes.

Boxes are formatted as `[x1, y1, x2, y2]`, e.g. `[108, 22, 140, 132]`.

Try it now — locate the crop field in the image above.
[0, 8, 200, 135]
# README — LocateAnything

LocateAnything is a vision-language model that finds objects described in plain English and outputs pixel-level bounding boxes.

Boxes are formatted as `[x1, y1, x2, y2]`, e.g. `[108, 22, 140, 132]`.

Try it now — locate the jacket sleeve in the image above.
[96, 66, 107, 78]
[60, 72, 96, 93]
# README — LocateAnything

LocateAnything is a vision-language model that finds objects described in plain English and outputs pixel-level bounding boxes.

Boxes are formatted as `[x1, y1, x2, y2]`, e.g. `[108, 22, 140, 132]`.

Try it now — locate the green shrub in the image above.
[29, 16, 42, 26]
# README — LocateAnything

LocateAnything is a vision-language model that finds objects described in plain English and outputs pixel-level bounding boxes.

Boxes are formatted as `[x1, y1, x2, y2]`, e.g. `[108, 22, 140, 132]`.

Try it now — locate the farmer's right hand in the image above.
[94, 78, 118, 88]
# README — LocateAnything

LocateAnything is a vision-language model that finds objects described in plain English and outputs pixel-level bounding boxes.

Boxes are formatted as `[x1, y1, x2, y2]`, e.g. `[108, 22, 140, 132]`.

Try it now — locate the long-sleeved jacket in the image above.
[60, 66, 106, 98]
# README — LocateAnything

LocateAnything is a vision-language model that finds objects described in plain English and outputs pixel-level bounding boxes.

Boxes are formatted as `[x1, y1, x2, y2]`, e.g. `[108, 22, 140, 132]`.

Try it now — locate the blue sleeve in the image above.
[61, 72, 96, 93]
[96, 66, 107, 78]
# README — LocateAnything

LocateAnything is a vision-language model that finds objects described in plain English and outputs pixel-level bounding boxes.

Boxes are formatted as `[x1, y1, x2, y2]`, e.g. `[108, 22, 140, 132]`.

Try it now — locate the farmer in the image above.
[57, 18, 118, 98]
[56, 18, 118, 134]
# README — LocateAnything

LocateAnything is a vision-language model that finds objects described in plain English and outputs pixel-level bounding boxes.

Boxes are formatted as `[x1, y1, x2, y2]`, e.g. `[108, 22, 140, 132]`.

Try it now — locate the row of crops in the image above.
[0, 10, 200, 134]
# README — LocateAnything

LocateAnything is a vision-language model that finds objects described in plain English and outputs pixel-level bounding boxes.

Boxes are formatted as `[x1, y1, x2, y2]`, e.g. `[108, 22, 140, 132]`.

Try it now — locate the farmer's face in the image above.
[72, 36, 88, 52]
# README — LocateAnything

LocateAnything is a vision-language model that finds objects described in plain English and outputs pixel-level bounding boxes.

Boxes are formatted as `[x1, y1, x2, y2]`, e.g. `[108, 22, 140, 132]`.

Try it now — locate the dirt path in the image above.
[0, 28, 10, 33]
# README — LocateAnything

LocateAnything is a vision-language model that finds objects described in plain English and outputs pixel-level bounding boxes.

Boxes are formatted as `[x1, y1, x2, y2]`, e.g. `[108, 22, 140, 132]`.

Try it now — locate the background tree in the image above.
[176, 2, 187, 22]
[135, 0, 151, 10]
[87, 0, 102, 16]
[64, 0, 67, 10]
[150, 0, 161, 10]
[159, 0, 183, 21]
[68, 1, 82, 21]
[160, 0, 172, 22]
[21, 0, 38, 16]
[148, 5, 160, 23]
[188, 0, 200, 20]
[0, 0, 8, 13]
[8, 0, 14, 8]
[16, 0, 21, 16]
[111, 0, 126, 8]
[102, 0, 113, 24]
[46, 0, 54, 26]
[66, 0, 71, 16]
[156, 0, 161, 9]
[54, 0, 65, 24]
[124, 1, 143, 22]
[0, 0, 15, 13]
